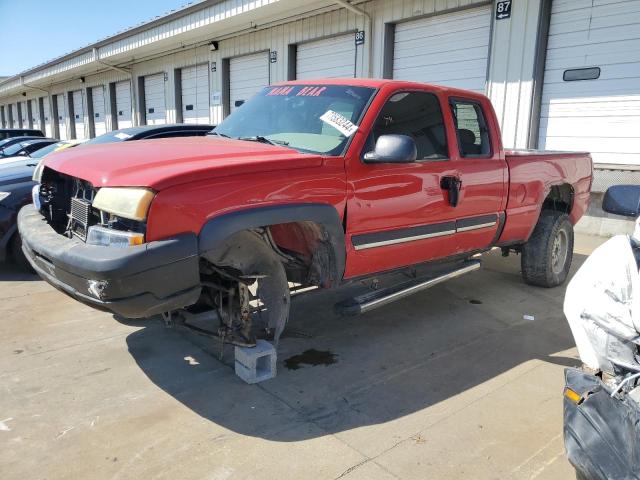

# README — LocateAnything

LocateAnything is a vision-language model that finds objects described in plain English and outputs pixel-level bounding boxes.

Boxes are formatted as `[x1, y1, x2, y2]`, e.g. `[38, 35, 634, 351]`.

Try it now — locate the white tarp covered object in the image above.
[564, 226, 640, 374]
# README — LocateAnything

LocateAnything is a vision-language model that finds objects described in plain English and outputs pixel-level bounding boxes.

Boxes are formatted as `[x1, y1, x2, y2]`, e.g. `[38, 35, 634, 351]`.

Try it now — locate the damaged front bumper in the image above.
[17, 205, 201, 318]
[564, 368, 640, 480]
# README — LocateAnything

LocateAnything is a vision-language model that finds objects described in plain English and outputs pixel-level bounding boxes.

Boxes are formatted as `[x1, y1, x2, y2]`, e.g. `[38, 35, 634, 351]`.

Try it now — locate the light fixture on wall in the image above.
[209, 41, 219, 51]
[80, 76, 85, 83]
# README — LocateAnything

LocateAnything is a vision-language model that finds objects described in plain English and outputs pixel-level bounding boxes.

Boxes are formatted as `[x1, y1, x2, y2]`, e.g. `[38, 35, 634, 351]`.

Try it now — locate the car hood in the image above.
[0, 159, 36, 187]
[43, 136, 325, 190]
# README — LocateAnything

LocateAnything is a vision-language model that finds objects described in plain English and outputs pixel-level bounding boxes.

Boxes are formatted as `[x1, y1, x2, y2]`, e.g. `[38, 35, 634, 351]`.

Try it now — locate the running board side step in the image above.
[335, 260, 481, 316]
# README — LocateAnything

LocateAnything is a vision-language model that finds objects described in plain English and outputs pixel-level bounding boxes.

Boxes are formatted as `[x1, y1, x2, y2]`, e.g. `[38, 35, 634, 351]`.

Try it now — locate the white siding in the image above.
[539, 0, 640, 166]
[181, 64, 210, 124]
[229, 52, 270, 112]
[144, 73, 167, 125]
[296, 34, 357, 79]
[72, 90, 86, 139]
[91, 86, 107, 137]
[56, 94, 68, 140]
[115, 80, 133, 129]
[43, 97, 53, 137]
[392, 6, 491, 92]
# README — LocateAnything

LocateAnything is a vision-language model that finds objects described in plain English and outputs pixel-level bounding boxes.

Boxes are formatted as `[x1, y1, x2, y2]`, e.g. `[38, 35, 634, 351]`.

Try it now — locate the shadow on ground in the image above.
[121, 250, 584, 441]
[0, 263, 39, 282]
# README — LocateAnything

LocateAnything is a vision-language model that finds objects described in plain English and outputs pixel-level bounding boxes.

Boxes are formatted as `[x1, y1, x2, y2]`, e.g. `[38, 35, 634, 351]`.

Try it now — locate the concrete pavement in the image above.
[0, 234, 606, 479]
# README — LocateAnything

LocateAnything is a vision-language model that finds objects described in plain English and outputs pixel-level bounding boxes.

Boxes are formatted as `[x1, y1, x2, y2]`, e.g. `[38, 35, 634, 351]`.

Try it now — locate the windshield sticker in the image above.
[297, 86, 327, 97]
[320, 110, 358, 137]
[265, 86, 330, 97]
[114, 132, 132, 140]
[267, 86, 296, 96]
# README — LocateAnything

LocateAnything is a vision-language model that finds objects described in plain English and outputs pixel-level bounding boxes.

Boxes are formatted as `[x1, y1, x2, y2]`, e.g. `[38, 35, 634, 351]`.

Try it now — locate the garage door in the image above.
[181, 64, 210, 124]
[144, 73, 166, 125]
[91, 86, 107, 137]
[20, 101, 28, 128]
[42, 97, 53, 137]
[296, 34, 356, 79]
[115, 80, 133, 130]
[538, 0, 640, 167]
[72, 90, 86, 139]
[392, 6, 491, 92]
[229, 52, 269, 112]
[56, 94, 67, 140]
[10, 103, 18, 128]
[29, 99, 40, 131]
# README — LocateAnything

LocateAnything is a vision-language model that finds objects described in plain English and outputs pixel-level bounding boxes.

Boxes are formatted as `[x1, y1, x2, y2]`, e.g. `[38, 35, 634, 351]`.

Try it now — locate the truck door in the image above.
[344, 89, 506, 278]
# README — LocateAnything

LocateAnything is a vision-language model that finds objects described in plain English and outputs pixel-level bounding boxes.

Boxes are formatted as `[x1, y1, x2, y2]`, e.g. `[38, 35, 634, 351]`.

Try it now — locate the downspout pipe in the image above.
[334, 0, 373, 77]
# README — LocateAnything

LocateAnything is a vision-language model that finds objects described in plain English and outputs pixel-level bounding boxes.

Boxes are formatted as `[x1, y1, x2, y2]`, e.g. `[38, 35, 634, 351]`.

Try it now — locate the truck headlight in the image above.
[0, 192, 9, 203]
[93, 187, 155, 221]
[86, 225, 145, 247]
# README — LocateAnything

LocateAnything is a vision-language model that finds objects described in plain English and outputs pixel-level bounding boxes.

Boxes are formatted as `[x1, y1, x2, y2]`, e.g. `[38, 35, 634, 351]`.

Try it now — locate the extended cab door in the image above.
[343, 86, 507, 279]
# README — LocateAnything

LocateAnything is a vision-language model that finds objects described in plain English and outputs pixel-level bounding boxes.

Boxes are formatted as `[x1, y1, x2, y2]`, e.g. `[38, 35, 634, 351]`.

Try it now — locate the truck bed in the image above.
[498, 149, 593, 245]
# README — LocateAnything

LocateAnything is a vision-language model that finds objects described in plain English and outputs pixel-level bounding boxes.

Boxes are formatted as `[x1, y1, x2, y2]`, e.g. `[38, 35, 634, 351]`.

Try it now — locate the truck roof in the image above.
[273, 78, 488, 99]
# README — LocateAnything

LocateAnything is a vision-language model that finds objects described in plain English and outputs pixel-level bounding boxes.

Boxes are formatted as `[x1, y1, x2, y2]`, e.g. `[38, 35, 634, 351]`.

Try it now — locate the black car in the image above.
[84, 123, 215, 144]
[0, 158, 39, 268]
[0, 128, 44, 140]
[0, 136, 48, 155]
[0, 138, 58, 159]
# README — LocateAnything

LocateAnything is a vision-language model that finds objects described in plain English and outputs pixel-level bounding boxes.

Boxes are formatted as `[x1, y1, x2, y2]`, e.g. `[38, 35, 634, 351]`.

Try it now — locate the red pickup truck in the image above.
[18, 79, 592, 347]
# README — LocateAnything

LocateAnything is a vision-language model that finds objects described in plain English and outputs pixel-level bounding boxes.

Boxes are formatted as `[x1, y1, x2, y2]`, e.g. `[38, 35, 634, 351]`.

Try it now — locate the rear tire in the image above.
[521, 210, 573, 288]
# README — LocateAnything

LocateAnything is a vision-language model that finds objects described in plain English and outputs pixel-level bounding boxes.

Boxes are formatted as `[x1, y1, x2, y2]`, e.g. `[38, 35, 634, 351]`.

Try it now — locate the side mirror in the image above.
[364, 134, 417, 164]
[603, 185, 640, 218]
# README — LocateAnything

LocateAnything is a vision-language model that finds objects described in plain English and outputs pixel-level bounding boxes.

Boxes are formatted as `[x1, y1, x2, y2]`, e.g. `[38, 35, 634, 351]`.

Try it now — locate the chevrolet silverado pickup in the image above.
[18, 79, 592, 347]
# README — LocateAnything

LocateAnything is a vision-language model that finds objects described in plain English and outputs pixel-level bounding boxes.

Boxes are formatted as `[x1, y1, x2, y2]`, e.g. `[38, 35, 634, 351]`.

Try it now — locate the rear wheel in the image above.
[521, 210, 574, 287]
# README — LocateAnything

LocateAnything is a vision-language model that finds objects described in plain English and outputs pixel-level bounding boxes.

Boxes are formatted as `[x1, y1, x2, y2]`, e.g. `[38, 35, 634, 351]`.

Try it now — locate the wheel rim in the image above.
[551, 229, 568, 275]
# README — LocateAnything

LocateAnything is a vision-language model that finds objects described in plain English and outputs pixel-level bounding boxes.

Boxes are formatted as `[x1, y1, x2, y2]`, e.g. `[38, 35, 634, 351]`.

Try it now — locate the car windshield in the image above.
[84, 131, 135, 145]
[30, 142, 66, 158]
[212, 85, 376, 155]
[2, 142, 30, 156]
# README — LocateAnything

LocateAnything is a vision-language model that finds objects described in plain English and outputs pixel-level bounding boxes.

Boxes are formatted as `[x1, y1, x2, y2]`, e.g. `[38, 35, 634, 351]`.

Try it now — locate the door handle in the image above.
[440, 176, 462, 207]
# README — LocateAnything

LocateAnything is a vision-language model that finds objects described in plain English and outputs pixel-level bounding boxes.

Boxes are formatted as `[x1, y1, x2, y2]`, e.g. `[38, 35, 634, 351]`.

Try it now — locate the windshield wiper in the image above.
[237, 136, 289, 146]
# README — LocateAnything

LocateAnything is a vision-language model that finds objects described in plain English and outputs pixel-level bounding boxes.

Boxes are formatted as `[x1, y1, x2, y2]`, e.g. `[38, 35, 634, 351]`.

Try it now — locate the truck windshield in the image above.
[212, 85, 375, 155]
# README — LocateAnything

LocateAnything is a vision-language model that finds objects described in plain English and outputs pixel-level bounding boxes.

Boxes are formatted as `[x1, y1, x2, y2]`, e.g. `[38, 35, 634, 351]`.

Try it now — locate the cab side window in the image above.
[367, 91, 448, 160]
[450, 100, 491, 157]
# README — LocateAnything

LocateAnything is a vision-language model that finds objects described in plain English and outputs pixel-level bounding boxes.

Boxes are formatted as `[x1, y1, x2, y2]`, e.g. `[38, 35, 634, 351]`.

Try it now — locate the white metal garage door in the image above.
[393, 6, 491, 93]
[10, 103, 18, 128]
[115, 80, 133, 130]
[91, 86, 107, 137]
[43, 97, 53, 137]
[230, 52, 269, 112]
[29, 99, 40, 131]
[56, 94, 67, 140]
[296, 34, 356, 80]
[539, 0, 640, 166]
[20, 101, 28, 128]
[72, 90, 86, 139]
[181, 64, 210, 124]
[144, 73, 166, 125]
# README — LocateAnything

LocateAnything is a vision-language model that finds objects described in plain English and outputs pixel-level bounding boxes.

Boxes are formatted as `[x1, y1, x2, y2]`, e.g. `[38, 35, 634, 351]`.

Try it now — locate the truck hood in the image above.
[43, 136, 324, 190]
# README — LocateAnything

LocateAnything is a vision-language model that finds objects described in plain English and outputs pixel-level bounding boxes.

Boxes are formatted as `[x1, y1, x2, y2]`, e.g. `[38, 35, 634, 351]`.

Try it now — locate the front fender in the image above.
[198, 203, 346, 283]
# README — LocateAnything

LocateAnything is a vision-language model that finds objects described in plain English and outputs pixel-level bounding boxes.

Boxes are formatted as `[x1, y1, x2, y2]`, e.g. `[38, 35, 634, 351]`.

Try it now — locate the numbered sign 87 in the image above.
[496, 0, 511, 19]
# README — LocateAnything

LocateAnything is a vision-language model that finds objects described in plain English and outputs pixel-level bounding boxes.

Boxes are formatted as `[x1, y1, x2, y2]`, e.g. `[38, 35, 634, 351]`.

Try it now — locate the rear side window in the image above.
[450, 100, 490, 157]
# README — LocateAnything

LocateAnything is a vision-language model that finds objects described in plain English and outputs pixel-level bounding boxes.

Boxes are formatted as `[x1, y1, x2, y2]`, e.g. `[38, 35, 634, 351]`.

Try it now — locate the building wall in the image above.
[0, 0, 541, 148]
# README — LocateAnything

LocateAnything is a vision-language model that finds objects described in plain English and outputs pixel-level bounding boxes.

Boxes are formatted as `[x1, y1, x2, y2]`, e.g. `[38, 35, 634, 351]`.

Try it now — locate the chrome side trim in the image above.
[353, 229, 456, 251]
[456, 220, 496, 232]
